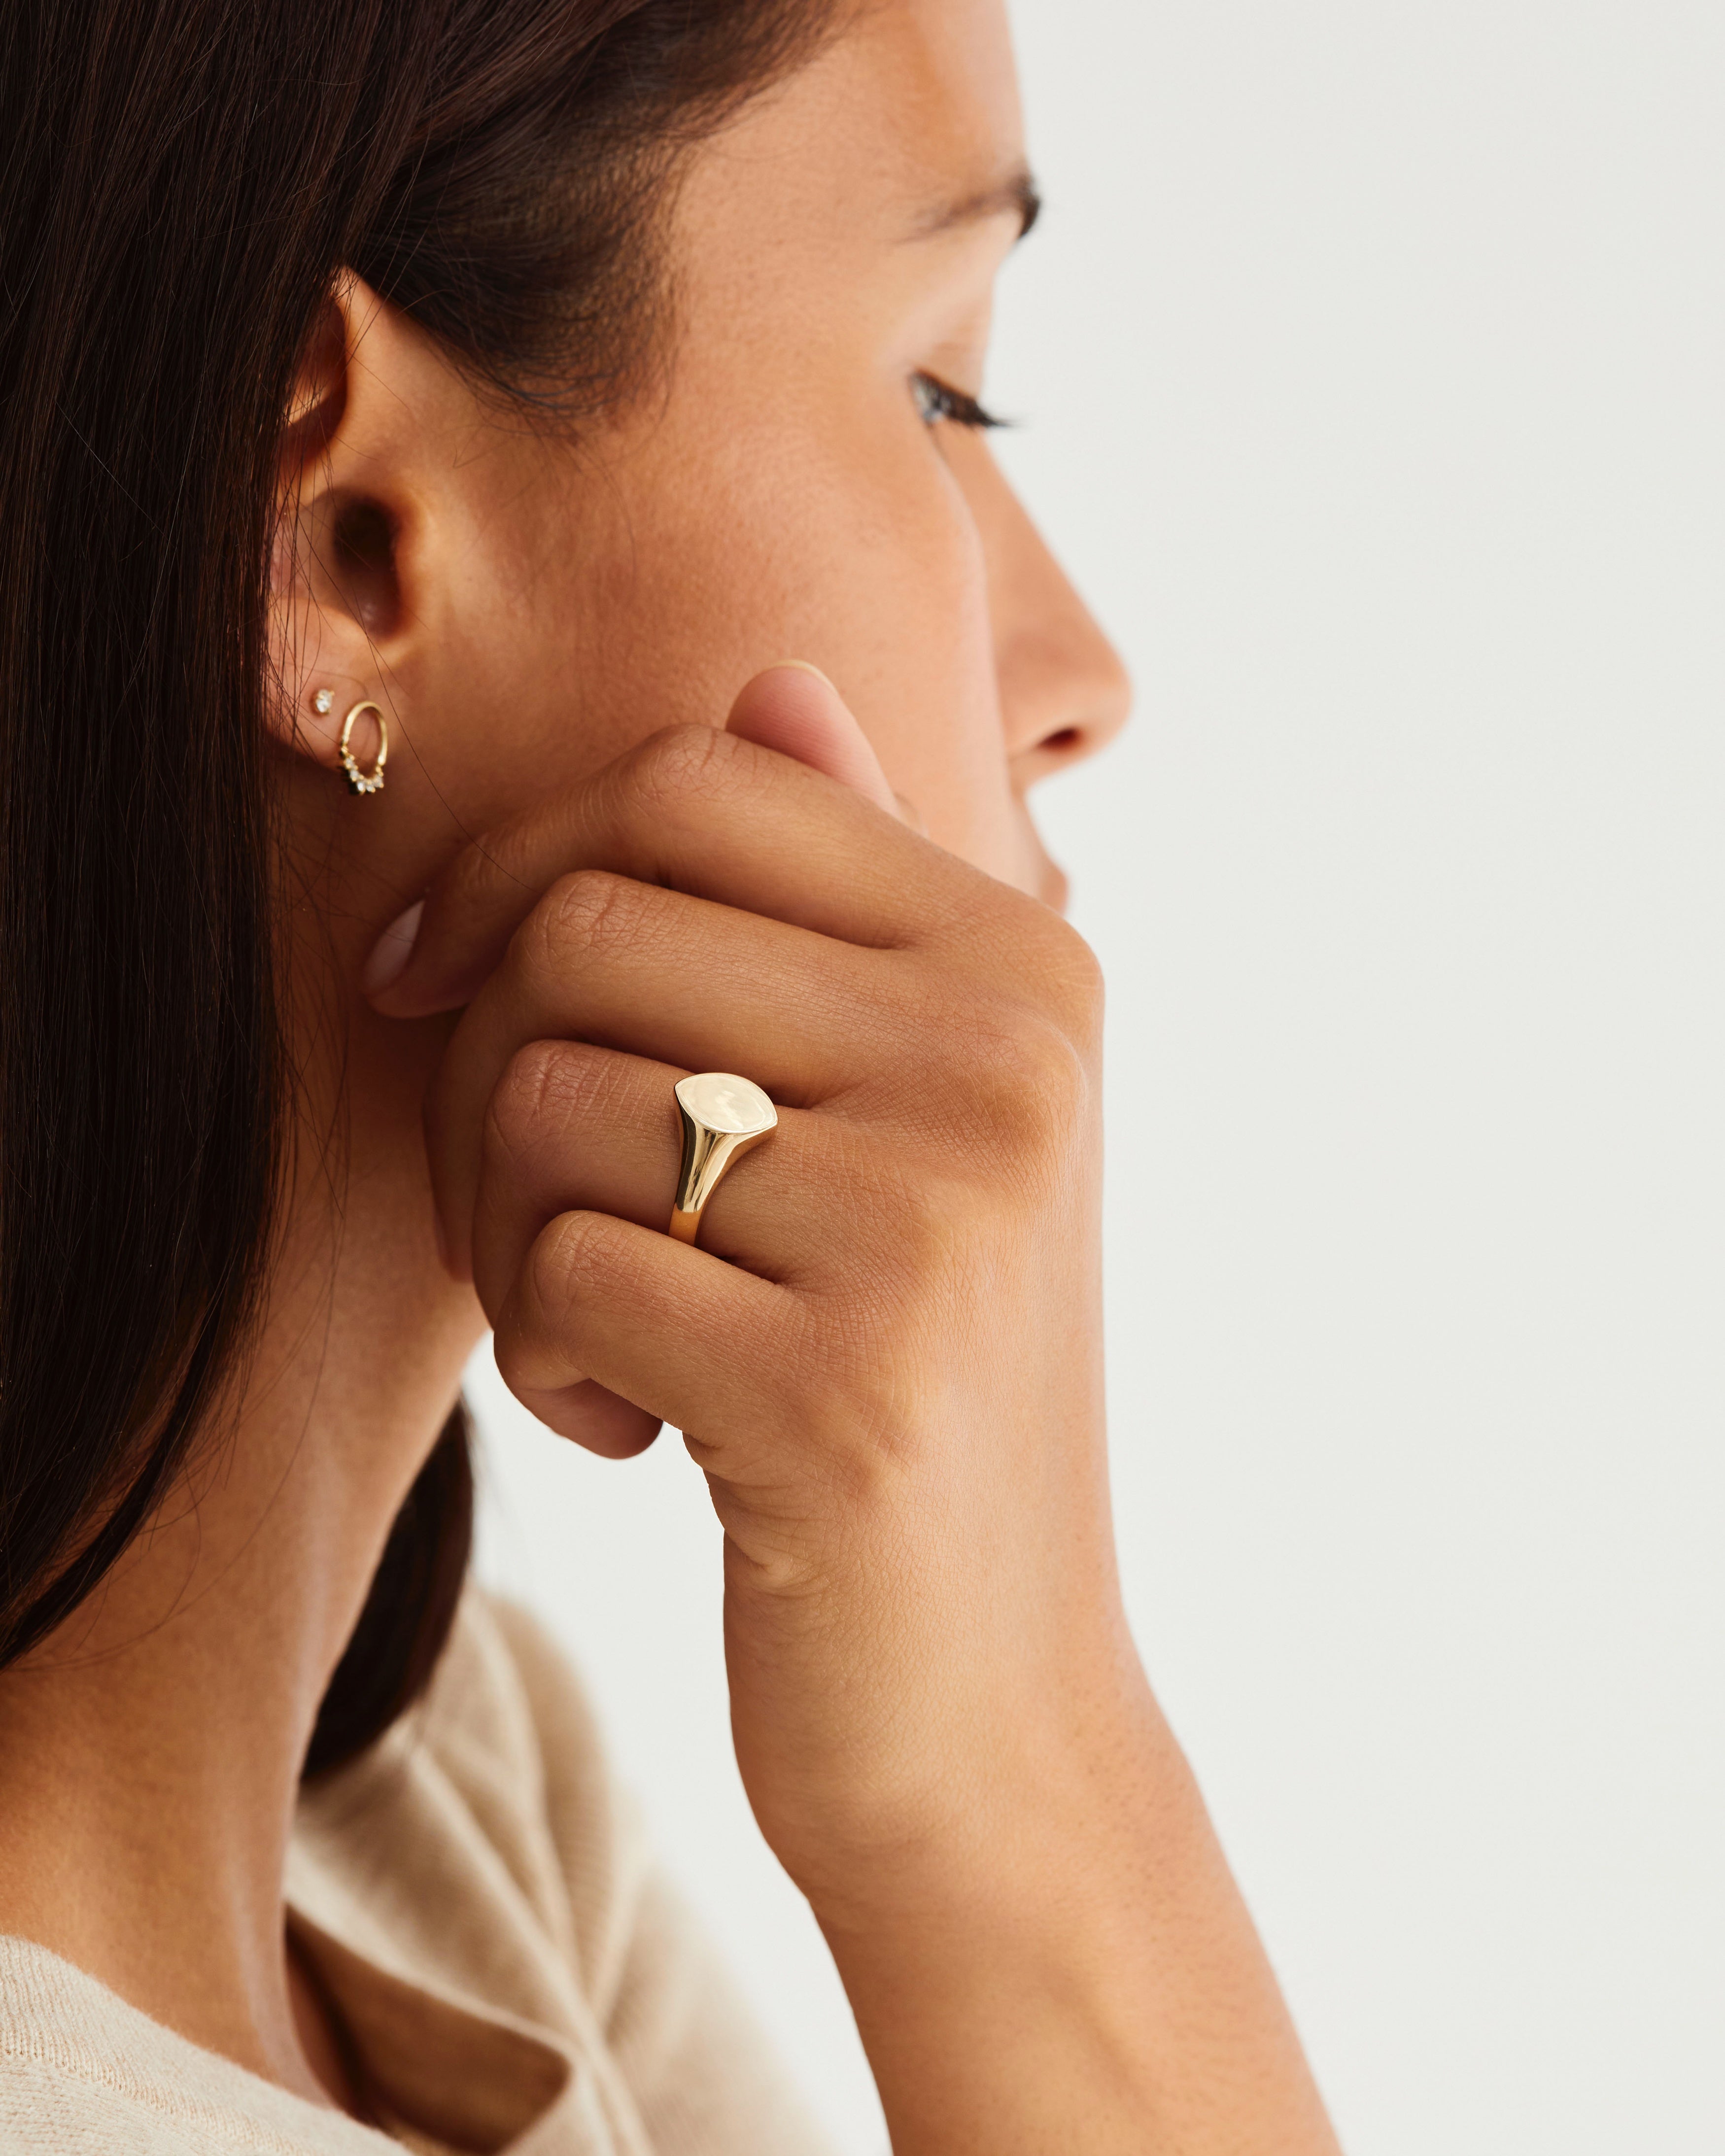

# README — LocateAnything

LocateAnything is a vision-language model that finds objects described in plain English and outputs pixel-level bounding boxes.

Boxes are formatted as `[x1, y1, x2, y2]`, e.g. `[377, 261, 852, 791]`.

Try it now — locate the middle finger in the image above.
[429, 869, 918, 1278]
[468, 1038, 866, 1320]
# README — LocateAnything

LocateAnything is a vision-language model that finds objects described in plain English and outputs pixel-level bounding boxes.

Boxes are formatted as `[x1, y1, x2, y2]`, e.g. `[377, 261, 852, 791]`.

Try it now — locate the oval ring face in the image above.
[675, 1071, 778, 1137]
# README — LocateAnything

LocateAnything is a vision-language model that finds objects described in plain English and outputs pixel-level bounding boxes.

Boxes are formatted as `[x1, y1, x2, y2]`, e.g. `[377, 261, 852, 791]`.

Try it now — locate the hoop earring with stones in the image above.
[312, 690, 388, 797]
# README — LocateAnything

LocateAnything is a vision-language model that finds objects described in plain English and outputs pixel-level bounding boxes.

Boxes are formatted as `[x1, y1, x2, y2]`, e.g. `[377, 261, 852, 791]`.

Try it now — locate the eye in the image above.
[912, 371, 1006, 432]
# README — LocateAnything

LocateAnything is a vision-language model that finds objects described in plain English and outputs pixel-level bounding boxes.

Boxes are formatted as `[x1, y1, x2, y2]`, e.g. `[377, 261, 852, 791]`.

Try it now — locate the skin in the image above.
[0, 1, 1341, 2150]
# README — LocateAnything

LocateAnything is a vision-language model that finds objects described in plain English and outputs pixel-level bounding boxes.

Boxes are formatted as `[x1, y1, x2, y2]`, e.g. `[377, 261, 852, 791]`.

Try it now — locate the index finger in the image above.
[367, 698, 990, 1020]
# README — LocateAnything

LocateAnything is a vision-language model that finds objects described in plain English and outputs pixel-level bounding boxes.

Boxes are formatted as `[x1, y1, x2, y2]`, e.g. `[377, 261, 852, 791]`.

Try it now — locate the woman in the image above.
[0, 0, 1340, 2148]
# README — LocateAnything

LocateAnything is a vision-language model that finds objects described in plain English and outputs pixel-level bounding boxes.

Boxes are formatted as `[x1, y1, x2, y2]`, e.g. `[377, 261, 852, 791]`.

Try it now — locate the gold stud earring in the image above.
[311, 687, 334, 717]
[337, 700, 388, 797]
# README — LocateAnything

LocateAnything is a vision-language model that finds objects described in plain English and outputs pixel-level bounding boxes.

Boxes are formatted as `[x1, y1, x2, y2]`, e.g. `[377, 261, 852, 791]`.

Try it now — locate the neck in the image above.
[0, 997, 481, 2101]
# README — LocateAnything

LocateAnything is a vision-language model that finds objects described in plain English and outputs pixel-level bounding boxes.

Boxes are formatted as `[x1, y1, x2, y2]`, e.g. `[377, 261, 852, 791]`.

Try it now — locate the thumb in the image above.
[725, 663, 905, 821]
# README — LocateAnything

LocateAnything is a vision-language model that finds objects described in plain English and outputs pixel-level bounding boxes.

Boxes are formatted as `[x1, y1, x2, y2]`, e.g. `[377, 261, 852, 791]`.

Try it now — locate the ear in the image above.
[267, 273, 448, 781]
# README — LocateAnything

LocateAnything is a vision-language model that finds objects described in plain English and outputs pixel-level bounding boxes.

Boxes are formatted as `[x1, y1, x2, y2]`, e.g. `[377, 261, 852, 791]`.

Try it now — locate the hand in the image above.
[369, 667, 1339, 2155]
[370, 665, 1129, 1914]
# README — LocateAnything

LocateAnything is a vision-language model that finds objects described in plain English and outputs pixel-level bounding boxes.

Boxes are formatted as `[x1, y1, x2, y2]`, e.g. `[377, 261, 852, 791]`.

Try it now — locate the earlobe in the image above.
[290, 683, 391, 795]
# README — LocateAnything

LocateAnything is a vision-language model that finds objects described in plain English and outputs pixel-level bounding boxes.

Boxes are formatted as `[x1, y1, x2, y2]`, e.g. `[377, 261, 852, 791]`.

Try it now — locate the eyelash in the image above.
[912, 372, 1006, 432]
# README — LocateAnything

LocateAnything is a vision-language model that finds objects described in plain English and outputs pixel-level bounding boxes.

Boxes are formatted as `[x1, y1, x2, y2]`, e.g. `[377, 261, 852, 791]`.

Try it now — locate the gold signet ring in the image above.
[669, 1073, 778, 1246]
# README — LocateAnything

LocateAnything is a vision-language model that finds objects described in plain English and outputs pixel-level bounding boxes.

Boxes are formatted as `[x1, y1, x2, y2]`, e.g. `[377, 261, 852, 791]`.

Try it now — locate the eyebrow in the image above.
[910, 167, 1042, 244]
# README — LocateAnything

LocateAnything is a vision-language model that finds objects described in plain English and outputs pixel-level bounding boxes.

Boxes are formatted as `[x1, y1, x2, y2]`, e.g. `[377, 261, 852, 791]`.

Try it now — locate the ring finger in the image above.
[468, 1036, 857, 1323]
[429, 871, 919, 1278]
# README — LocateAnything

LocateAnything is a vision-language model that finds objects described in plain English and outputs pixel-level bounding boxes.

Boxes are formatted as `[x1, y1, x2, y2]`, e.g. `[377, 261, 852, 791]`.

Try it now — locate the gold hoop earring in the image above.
[338, 701, 388, 797]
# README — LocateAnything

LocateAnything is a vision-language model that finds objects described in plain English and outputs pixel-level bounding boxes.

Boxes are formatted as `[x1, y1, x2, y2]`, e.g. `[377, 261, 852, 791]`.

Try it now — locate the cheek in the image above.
[421, 399, 1026, 890]
[843, 463, 1021, 882]
[562, 411, 1025, 882]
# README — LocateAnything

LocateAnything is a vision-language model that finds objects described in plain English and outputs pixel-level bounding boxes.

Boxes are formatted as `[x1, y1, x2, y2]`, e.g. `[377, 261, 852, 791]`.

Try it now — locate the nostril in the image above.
[1043, 726, 1081, 753]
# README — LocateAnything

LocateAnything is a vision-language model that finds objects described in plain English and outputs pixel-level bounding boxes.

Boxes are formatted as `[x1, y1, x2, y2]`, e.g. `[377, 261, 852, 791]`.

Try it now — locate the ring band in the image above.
[669, 1072, 778, 1245]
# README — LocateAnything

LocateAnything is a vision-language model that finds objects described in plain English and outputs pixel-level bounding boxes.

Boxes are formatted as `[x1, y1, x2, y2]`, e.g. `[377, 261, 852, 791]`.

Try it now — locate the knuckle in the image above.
[622, 721, 742, 816]
[484, 1038, 572, 1167]
[1018, 1010, 1092, 1126]
[495, 1215, 599, 1394]
[1015, 909, 1105, 1039]
[882, 1163, 967, 1296]
[524, 1209, 601, 1316]
[528, 868, 640, 974]
[965, 1001, 1092, 1154]
[1047, 919, 1106, 1034]
[485, 1040, 637, 1182]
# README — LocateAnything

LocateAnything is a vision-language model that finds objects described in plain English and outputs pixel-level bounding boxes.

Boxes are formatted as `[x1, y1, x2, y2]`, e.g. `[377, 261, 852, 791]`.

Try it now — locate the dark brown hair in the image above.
[0, 0, 830, 1769]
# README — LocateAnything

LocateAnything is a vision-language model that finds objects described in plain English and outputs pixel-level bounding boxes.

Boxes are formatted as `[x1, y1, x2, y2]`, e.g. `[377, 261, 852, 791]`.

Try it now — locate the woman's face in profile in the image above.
[357, 0, 1129, 906]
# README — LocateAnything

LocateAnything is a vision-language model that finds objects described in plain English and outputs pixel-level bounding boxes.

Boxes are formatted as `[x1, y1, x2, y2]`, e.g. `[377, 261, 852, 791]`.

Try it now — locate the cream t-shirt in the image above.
[0, 1592, 837, 2154]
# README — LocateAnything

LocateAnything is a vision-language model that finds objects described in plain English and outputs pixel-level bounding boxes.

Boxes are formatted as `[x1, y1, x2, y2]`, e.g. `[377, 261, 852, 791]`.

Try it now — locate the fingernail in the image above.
[771, 658, 839, 691]
[362, 899, 423, 997]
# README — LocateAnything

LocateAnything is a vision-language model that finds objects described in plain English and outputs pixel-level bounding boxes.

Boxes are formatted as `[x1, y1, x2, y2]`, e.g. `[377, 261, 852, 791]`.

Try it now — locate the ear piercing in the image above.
[337, 701, 388, 796]
[309, 687, 387, 796]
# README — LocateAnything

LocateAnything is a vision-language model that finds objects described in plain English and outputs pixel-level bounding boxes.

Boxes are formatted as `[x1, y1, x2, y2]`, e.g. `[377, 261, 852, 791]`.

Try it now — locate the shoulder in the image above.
[432, 1587, 618, 1823]
[418, 1587, 619, 1859]
[291, 1586, 642, 2015]
[403, 1584, 613, 1810]
[293, 1587, 837, 2155]
[0, 1935, 388, 2156]
[426, 1588, 647, 2009]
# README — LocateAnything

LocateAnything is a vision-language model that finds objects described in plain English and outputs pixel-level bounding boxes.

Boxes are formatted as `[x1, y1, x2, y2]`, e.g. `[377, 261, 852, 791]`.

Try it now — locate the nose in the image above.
[956, 434, 1133, 787]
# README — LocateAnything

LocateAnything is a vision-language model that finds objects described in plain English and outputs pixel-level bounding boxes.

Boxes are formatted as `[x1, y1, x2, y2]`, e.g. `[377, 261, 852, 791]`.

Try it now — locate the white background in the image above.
[474, 2, 1725, 2150]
